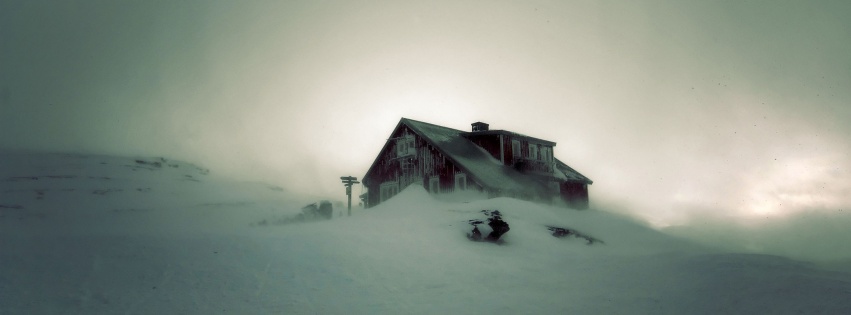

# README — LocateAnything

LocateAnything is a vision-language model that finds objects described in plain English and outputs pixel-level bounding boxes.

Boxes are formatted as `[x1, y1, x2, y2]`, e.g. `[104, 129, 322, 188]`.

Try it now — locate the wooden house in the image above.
[362, 118, 593, 209]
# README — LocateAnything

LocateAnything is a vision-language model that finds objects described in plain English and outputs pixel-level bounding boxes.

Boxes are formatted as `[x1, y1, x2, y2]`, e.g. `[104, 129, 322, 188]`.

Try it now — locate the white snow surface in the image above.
[2, 151, 851, 314]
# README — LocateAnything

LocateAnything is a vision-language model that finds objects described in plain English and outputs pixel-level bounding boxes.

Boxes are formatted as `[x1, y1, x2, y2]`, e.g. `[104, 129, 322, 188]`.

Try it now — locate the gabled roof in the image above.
[555, 158, 593, 184]
[402, 118, 548, 194]
[363, 118, 592, 195]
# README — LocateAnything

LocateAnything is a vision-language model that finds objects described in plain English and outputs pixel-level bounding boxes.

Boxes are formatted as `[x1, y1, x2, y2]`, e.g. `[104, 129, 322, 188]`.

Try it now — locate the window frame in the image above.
[512, 140, 521, 157]
[429, 176, 440, 194]
[396, 135, 415, 157]
[454, 173, 467, 191]
[380, 181, 399, 202]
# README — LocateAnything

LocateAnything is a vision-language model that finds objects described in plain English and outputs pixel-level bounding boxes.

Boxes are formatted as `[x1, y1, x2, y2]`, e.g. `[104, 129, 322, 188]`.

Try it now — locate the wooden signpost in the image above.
[340, 176, 360, 216]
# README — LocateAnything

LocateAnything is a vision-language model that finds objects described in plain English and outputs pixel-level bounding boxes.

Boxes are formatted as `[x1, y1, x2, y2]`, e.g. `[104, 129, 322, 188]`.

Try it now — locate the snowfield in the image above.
[2, 151, 851, 314]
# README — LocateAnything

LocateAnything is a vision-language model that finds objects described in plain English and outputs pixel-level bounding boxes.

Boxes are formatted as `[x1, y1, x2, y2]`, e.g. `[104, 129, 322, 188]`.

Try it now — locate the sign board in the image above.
[340, 175, 359, 216]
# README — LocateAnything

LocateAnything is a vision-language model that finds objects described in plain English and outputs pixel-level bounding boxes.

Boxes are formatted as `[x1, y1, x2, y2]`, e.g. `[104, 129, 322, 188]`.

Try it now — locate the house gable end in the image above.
[362, 119, 409, 186]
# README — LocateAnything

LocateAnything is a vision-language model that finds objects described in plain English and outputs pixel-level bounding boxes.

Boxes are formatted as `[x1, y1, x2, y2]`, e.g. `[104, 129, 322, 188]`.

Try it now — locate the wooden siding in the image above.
[504, 135, 517, 165]
[560, 182, 589, 209]
[365, 125, 481, 207]
[499, 135, 555, 173]
[465, 134, 502, 162]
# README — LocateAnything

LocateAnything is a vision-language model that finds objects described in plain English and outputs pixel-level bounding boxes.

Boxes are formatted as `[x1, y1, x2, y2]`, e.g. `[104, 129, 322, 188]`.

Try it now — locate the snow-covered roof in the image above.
[555, 158, 593, 184]
[400, 118, 591, 194]
[402, 119, 541, 193]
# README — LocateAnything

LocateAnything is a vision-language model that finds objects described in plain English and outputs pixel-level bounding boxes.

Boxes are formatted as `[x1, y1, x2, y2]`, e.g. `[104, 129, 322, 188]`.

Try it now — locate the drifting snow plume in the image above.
[339, 184, 699, 256]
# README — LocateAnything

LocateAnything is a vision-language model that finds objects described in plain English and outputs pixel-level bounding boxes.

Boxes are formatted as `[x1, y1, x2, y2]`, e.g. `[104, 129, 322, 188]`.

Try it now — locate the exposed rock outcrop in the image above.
[467, 210, 510, 243]
[547, 226, 603, 245]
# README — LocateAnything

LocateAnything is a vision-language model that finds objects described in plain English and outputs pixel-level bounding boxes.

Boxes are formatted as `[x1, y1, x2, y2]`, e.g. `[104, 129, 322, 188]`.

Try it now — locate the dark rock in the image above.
[468, 225, 482, 241]
[251, 200, 334, 227]
[467, 210, 510, 243]
[485, 210, 510, 242]
[301, 200, 333, 220]
[547, 226, 603, 245]
[548, 226, 574, 238]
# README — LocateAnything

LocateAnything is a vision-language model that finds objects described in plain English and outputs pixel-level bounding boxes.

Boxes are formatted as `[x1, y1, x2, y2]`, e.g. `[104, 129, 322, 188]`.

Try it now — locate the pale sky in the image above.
[2, 0, 850, 228]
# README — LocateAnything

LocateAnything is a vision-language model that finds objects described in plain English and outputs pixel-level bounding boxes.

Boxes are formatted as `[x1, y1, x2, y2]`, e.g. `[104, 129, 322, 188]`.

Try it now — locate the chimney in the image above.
[471, 122, 489, 132]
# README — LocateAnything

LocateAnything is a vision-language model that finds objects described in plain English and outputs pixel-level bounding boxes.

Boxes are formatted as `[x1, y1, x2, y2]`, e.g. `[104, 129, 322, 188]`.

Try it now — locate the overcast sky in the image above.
[2, 0, 850, 229]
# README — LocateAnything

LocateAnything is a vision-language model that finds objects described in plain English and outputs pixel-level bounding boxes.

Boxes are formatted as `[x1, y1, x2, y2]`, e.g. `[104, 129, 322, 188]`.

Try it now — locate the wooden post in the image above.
[340, 176, 359, 216]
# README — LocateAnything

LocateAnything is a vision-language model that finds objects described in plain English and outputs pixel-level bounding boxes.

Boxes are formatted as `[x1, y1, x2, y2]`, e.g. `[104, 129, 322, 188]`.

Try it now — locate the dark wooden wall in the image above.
[365, 125, 481, 207]
[466, 134, 501, 162]
[560, 182, 589, 209]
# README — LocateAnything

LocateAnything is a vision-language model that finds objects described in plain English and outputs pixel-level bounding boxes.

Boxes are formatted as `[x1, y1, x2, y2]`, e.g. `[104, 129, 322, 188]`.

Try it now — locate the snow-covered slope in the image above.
[2, 151, 851, 314]
[0, 151, 300, 235]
